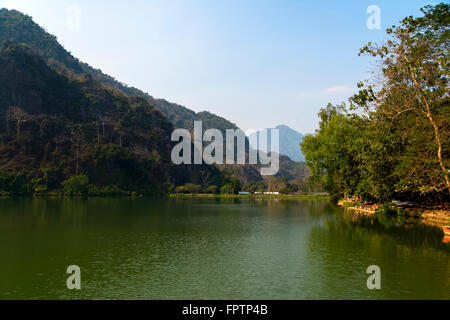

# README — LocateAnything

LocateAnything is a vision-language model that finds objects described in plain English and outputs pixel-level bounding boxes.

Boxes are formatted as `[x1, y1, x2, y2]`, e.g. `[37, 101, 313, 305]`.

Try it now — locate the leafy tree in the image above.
[205, 185, 218, 194]
[302, 104, 363, 199]
[303, 4, 449, 203]
[62, 175, 89, 196]
[175, 186, 189, 194]
[184, 183, 202, 194]
[220, 184, 235, 195]
[353, 3, 450, 194]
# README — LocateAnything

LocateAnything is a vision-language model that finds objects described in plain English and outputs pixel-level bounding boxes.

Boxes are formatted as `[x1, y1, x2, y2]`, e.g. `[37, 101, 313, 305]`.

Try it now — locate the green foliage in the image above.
[0, 8, 227, 197]
[184, 183, 202, 194]
[220, 184, 235, 195]
[376, 203, 397, 216]
[175, 186, 190, 194]
[222, 177, 242, 194]
[243, 180, 266, 193]
[302, 4, 450, 203]
[62, 175, 89, 196]
[205, 185, 218, 194]
[279, 187, 294, 194]
[88, 185, 129, 197]
[0, 171, 33, 195]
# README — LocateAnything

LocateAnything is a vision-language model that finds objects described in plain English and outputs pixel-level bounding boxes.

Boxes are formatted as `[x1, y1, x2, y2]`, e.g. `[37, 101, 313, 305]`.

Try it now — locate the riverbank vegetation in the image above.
[169, 193, 329, 200]
[301, 4, 449, 207]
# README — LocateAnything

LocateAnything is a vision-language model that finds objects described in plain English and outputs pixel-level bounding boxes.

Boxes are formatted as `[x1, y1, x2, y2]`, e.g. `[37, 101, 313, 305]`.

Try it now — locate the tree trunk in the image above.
[75, 148, 79, 176]
[97, 123, 100, 144]
[16, 120, 20, 141]
[409, 67, 450, 192]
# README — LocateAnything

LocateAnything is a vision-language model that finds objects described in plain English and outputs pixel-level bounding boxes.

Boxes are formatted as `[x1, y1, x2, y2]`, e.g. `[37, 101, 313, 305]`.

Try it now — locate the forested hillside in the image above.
[0, 8, 311, 195]
[0, 9, 238, 132]
[0, 44, 178, 195]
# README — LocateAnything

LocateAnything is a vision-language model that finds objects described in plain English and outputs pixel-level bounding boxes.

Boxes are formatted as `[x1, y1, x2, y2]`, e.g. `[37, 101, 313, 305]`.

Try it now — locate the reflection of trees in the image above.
[314, 211, 447, 250]
[306, 211, 450, 299]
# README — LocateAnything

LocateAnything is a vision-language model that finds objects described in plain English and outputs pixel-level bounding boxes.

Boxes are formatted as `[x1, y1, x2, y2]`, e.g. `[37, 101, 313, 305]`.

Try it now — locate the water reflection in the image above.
[0, 198, 448, 300]
[307, 210, 449, 299]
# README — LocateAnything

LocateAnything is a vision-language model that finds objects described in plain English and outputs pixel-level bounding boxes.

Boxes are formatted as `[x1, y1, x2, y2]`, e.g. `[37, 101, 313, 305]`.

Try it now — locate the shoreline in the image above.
[0, 193, 330, 200]
[337, 200, 450, 227]
[169, 193, 330, 200]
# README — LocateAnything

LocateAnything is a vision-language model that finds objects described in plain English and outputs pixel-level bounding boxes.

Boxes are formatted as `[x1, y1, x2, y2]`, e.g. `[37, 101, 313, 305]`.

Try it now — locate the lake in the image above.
[0, 197, 448, 300]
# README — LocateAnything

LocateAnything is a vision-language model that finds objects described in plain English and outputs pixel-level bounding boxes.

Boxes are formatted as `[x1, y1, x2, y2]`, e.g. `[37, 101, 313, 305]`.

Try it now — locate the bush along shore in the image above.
[338, 199, 450, 227]
[170, 193, 330, 200]
[0, 173, 155, 198]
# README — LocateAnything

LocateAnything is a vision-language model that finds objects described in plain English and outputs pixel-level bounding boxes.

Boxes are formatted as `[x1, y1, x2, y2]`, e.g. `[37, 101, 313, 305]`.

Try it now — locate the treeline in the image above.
[174, 176, 317, 195]
[301, 4, 449, 204]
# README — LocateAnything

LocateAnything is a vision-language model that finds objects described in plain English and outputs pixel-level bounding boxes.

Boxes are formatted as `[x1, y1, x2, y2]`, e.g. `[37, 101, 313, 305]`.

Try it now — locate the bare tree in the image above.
[70, 124, 84, 176]
[7, 106, 30, 141]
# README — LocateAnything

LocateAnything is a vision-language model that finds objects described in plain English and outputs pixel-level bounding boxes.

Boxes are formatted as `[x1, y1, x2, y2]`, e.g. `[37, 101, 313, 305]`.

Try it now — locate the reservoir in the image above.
[0, 198, 448, 299]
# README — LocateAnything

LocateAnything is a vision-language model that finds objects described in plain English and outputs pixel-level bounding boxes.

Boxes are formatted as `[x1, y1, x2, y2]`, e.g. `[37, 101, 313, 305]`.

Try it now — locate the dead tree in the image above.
[7, 106, 30, 141]
[70, 124, 84, 176]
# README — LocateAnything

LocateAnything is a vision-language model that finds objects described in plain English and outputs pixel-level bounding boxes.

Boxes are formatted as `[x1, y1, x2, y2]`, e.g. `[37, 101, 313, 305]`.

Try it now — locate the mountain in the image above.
[0, 9, 310, 194]
[0, 9, 230, 195]
[276, 125, 305, 162]
[0, 9, 263, 186]
[248, 125, 305, 162]
[0, 43, 176, 195]
[0, 9, 235, 132]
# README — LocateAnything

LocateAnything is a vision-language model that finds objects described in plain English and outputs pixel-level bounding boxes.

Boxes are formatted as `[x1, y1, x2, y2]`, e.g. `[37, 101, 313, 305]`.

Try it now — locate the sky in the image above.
[0, 0, 442, 134]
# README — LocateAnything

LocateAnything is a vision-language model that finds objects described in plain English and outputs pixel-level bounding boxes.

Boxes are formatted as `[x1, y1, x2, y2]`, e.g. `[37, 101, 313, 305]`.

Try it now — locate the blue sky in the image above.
[0, 0, 441, 133]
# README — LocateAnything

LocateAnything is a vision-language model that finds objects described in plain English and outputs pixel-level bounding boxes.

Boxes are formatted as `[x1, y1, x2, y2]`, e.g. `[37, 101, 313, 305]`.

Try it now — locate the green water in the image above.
[0, 197, 448, 300]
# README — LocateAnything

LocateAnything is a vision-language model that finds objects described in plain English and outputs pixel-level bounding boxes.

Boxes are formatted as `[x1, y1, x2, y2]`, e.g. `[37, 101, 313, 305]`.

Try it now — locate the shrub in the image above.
[220, 184, 235, 194]
[205, 185, 218, 194]
[175, 186, 190, 194]
[88, 184, 129, 196]
[377, 202, 396, 215]
[184, 183, 202, 194]
[279, 187, 294, 194]
[0, 171, 33, 195]
[62, 175, 89, 196]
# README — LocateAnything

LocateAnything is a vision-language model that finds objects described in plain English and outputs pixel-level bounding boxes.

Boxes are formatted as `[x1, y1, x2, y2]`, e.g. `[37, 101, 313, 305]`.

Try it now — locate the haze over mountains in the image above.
[248, 125, 305, 162]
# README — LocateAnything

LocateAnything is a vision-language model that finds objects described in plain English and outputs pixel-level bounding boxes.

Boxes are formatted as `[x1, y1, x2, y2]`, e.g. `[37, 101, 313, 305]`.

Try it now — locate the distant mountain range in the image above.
[248, 125, 305, 162]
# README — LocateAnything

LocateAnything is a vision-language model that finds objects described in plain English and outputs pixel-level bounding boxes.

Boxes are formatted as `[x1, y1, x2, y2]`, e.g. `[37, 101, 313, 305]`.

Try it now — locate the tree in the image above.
[184, 183, 202, 194]
[62, 175, 89, 196]
[220, 184, 235, 194]
[354, 3, 450, 194]
[70, 124, 84, 176]
[303, 4, 449, 202]
[205, 185, 218, 194]
[7, 106, 30, 140]
[301, 104, 364, 199]
[175, 186, 189, 194]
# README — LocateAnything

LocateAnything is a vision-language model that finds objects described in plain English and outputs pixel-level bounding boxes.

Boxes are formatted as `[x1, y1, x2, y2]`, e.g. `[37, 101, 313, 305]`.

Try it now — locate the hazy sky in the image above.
[0, 0, 440, 134]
